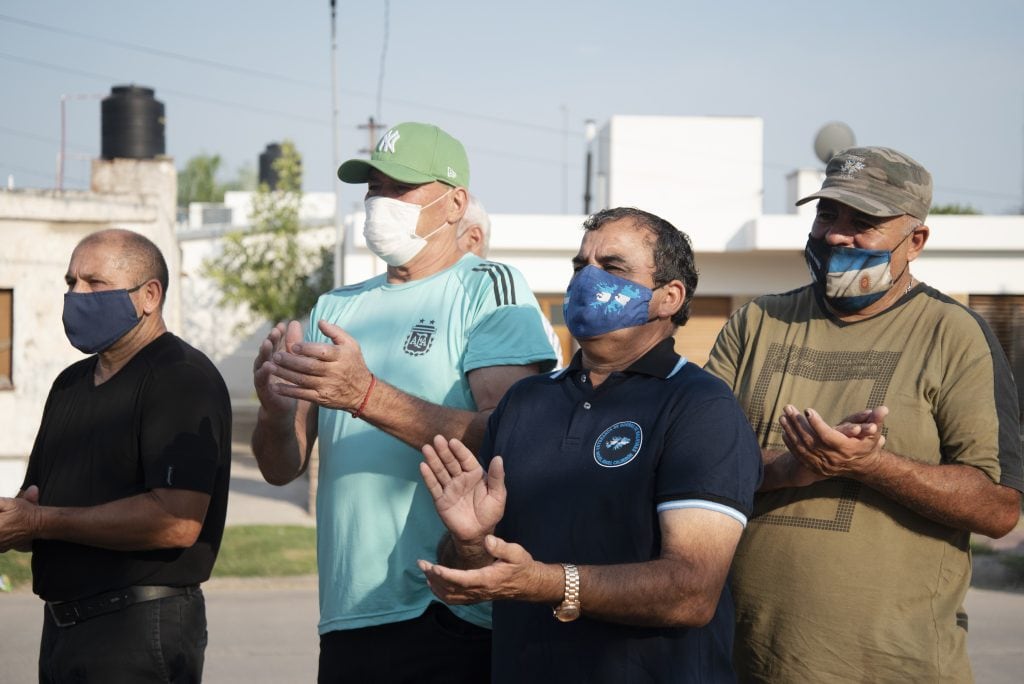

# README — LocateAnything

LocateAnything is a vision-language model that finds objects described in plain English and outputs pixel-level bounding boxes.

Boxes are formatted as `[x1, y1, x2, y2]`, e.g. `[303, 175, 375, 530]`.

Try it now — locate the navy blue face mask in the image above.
[563, 265, 654, 339]
[62, 285, 143, 354]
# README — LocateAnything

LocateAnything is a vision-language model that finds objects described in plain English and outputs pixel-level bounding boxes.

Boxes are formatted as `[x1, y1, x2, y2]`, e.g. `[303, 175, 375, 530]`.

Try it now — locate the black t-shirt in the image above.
[481, 338, 762, 683]
[23, 333, 232, 601]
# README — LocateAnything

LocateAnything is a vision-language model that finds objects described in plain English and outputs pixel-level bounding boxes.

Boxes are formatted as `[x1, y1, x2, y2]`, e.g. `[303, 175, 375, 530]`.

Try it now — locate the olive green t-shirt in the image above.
[706, 283, 1023, 683]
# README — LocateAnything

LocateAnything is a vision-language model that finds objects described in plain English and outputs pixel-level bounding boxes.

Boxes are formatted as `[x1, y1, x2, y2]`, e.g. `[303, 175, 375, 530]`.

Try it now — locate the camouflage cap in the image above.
[796, 146, 932, 220]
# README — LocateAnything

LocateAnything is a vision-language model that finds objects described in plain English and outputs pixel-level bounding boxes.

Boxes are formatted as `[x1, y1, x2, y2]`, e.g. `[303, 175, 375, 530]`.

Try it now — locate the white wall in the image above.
[596, 115, 764, 251]
[223, 191, 337, 227]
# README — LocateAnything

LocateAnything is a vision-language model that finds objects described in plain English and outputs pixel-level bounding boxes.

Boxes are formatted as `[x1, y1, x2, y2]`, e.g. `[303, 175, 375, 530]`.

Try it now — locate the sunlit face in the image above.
[811, 198, 919, 252]
[366, 169, 453, 238]
[571, 218, 657, 289]
[65, 240, 140, 294]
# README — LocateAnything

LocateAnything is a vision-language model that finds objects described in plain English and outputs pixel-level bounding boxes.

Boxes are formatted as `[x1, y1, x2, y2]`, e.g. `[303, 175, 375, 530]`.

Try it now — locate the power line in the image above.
[0, 52, 332, 128]
[0, 124, 91, 152]
[0, 13, 321, 89]
[0, 12, 577, 138]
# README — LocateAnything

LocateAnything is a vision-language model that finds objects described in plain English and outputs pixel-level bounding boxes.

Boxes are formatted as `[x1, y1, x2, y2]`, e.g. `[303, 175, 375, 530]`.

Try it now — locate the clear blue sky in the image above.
[2, 1, 1022, 217]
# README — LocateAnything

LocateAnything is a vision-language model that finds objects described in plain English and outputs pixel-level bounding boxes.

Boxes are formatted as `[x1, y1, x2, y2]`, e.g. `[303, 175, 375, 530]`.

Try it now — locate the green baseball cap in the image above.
[337, 122, 470, 188]
[796, 146, 932, 220]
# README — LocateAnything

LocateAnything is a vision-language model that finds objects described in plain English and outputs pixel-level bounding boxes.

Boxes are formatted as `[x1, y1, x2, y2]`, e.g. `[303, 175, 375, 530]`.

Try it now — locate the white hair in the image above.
[457, 194, 491, 255]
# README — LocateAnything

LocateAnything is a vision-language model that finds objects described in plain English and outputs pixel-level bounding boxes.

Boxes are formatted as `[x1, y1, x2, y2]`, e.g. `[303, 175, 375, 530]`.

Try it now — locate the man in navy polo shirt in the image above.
[418, 207, 763, 682]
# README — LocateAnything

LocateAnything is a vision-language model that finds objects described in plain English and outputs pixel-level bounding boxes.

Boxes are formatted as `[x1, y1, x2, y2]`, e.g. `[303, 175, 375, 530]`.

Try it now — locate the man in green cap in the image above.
[250, 122, 556, 682]
[706, 146, 1023, 681]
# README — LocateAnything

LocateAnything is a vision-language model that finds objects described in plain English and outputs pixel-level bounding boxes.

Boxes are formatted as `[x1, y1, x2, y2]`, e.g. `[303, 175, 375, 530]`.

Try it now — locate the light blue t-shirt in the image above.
[308, 253, 556, 634]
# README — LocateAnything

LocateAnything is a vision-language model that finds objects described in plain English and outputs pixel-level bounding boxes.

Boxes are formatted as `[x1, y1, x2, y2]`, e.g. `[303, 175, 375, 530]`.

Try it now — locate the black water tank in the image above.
[101, 85, 165, 160]
[259, 143, 283, 189]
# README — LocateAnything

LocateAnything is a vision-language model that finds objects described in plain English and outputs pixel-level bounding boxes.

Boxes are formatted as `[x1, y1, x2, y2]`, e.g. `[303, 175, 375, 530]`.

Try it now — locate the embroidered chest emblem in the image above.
[594, 421, 643, 467]
[403, 319, 437, 356]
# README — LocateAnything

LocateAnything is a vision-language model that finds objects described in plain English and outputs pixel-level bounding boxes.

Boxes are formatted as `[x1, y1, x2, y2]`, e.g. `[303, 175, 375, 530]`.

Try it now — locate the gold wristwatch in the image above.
[553, 563, 581, 622]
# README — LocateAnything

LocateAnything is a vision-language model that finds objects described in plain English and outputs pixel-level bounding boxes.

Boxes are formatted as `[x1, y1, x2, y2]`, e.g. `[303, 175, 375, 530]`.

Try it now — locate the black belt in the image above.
[47, 585, 199, 628]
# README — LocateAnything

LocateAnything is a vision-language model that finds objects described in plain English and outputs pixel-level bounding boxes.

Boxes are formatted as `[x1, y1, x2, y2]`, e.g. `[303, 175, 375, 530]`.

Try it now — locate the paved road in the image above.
[2, 582, 1021, 683]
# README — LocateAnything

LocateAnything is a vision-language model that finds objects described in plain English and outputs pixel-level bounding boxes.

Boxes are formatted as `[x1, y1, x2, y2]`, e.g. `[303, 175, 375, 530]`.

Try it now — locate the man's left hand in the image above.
[780, 405, 888, 478]
[265, 320, 373, 412]
[418, 534, 548, 605]
[0, 486, 41, 553]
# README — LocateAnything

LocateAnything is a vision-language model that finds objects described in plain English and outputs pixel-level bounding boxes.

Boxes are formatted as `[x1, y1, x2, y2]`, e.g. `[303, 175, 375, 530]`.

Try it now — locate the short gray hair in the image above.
[457, 194, 491, 254]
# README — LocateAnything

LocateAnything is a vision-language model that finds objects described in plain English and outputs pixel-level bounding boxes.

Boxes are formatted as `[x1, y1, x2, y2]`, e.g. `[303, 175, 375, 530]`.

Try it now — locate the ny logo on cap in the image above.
[378, 129, 401, 154]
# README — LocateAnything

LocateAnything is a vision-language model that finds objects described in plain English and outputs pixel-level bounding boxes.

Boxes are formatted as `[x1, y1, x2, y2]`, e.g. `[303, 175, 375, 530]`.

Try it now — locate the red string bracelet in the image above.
[352, 373, 377, 420]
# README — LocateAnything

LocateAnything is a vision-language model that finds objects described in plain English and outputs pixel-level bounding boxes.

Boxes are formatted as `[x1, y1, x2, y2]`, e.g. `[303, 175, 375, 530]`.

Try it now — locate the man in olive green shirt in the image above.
[706, 146, 1023, 682]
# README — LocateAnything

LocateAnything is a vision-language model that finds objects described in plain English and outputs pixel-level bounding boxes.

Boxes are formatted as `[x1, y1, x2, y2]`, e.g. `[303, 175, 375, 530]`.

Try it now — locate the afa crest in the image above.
[594, 421, 643, 468]
[403, 319, 436, 356]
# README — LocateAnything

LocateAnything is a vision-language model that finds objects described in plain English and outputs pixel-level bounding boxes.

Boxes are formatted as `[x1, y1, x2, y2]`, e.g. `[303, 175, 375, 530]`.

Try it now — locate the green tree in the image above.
[203, 140, 332, 325]
[222, 162, 258, 193]
[177, 153, 228, 206]
[930, 203, 982, 215]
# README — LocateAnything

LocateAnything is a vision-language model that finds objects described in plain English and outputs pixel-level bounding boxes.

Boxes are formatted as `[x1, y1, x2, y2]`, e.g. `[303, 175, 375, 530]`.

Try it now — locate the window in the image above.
[0, 289, 11, 389]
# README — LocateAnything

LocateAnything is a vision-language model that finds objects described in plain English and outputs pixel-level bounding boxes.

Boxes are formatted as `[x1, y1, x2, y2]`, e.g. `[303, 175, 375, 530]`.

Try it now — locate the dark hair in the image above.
[582, 207, 698, 326]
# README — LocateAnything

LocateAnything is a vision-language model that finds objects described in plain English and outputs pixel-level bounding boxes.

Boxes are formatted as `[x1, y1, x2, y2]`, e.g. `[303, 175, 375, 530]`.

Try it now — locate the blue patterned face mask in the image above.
[563, 265, 654, 339]
[62, 285, 143, 353]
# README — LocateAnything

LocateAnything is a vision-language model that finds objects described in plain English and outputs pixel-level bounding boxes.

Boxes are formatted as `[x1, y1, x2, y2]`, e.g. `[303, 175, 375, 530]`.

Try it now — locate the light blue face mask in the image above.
[562, 265, 654, 339]
[62, 285, 143, 353]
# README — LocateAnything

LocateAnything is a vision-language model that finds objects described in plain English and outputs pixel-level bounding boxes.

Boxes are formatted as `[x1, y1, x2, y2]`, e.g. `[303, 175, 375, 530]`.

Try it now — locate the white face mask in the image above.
[363, 188, 453, 266]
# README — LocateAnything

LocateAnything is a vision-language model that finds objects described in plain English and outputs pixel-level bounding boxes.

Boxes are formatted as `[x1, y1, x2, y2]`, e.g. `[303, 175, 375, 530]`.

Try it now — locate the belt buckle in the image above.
[47, 601, 79, 628]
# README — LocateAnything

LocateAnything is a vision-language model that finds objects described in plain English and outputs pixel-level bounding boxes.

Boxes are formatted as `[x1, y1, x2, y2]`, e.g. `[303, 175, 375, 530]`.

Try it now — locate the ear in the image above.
[447, 187, 469, 225]
[139, 279, 163, 315]
[653, 280, 686, 320]
[906, 224, 929, 262]
[458, 225, 486, 257]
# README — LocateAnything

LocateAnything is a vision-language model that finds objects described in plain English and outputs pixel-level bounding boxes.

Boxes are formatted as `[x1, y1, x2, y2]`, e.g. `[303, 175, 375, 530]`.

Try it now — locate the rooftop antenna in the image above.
[813, 121, 856, 164]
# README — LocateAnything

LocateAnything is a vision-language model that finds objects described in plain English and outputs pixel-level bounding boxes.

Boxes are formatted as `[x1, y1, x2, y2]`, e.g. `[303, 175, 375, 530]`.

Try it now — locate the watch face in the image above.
[554, 604, 581, 622]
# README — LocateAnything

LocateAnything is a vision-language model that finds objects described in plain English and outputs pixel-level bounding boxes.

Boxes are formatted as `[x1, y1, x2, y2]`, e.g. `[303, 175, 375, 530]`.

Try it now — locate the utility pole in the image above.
[330, 0, 344, 288]
[358, 116, 387, 154]
[583, 119, 596, 214]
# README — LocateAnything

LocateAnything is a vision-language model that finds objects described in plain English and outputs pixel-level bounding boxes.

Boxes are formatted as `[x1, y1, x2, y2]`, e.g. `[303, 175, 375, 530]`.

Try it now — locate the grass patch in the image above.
[212, 525, 316, 578]
[0, 526, 316, 590]
[0, 550, 32, 590]
[971, 540, 997, 556]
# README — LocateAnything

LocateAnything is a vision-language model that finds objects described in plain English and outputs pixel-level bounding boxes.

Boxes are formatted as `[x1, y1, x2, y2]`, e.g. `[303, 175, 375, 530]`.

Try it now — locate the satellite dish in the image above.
[814, 122, 856, 163]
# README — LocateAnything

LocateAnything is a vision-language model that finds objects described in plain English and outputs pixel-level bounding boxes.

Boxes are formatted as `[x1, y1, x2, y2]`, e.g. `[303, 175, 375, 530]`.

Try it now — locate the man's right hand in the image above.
[420, 435, 506, 554]
[253, 321, 304, 420]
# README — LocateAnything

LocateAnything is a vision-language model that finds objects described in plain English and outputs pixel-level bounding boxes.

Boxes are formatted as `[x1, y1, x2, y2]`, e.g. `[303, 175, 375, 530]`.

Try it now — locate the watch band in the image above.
[563, 563, 580, 605]
[553, 563, 581, 622]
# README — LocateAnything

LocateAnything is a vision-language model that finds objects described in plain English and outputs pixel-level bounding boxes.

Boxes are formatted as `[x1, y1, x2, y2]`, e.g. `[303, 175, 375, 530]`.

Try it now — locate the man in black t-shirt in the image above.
[0, 229, 231, 682]
[418, 208, 762, 682]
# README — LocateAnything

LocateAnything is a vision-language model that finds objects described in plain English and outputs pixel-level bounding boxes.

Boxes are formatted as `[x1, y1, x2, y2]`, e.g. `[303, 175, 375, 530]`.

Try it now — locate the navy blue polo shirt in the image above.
[481, 337, 762, 683]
